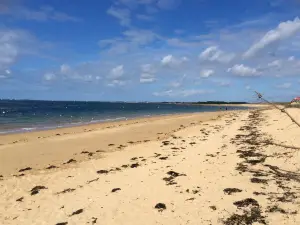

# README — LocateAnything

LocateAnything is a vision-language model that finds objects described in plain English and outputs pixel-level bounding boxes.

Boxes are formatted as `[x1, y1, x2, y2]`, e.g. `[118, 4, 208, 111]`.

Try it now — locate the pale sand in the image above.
[1, 108, 300, 224]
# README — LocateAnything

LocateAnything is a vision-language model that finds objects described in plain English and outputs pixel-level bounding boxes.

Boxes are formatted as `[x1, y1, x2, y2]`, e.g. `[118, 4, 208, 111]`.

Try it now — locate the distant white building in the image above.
[291, 97, 300, 104]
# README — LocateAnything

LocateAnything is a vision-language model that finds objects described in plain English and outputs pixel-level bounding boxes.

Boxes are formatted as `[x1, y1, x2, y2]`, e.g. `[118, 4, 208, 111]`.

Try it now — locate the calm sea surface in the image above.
[0, 100, 247, 134]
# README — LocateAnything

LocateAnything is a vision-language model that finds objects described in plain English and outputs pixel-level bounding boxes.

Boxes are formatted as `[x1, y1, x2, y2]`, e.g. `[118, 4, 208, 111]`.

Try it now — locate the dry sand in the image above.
[1, 107, 300, 225]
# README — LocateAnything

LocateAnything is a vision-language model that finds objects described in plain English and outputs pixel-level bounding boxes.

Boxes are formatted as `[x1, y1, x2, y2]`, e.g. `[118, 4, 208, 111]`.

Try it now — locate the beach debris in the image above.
[130, 163, 139, 168]
[223, 207, 266, 225]
[250, 178, 268, 184]
[159, 156, 168, 160]
[162, 141, 170, 146]
[233, 198, 259, 208]
[91, 217, 98, 224]
[30, 186, 47, 195]
[267, 205, 287, 214]
[81, 151, 90, 154]
[121, 164, 129, 168]
[223, 188, 243, 195]
[64, 159, 76, 164]
[56, 222, 68, 225]
[97, 169, 109, 174]
[46, 165, 58, 170]
[163, 171, 186, 185]
[189, 142, 196, 145]
[56, 188, 76, 195]
[19, 167, 32, 172]
[210, 206, 217, 210]
[69, 209, 84, 217]
[155, 203, 166, 211]
[56, 133, 61, 136]
[111, 188, 121, 193]
[186, 197, 195, 201]
[131, 157, 138, 161]
[87, 178, 99, 184]
[108, 144, 115, 146]
[16, 197, 24, 202]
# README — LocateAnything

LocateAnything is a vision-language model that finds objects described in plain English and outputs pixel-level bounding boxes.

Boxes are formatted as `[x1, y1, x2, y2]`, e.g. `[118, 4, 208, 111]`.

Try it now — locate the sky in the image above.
[0, 0, 300, 102]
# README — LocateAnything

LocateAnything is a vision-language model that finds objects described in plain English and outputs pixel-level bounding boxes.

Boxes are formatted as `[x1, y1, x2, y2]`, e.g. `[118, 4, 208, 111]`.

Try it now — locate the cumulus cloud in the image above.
[107, 79, 128, 87]
[140, 77, 156, 83]
[276, 82, 292, 89]
[107, 7, 131, 26]
[153, 88, 214, 97]
[244, 17, 300, 58]
[288, 56, 295, 61]
[200, 69, 214, 78]
[199, 46, 235, 63]
[268, 60, 282, 68]
[0, 30, 20, 70]
[44, 72, 56, 81]
[60, 64, 71, 74]
[227, 64, 261, 77]
[0, 69, 11, 79]
[108, 65, 124, 79]
[161, 54, 188, 68]
[140, 64, 156, 83]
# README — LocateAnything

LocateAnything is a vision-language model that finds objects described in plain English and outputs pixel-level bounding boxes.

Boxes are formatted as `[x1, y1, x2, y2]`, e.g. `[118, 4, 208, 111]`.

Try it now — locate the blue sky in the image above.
[0, 0, 300, 102]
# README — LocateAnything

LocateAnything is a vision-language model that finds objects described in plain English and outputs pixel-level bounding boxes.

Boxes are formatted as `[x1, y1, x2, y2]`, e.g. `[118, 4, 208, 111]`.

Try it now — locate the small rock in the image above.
[30, 186, 47, 195]
[46, 165, 57, 170]
[69, 209, 83, 216]
[19, 167, 32, 172]
[155, 203, 166, 211]
[16, 197, 24, 202]
[97, 170, 109, 174]
[210, 206, 217, 210]
[111, 188, 121, 193]
[130, 163, 139, 168]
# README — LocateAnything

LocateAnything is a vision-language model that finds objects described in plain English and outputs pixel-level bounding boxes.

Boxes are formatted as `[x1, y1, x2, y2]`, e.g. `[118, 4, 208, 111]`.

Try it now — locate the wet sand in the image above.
[1, 107, 300, 225]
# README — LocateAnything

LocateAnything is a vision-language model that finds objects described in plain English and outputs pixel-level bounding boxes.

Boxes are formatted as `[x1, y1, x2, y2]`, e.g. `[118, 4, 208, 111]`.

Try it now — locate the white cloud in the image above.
[153, 88, 214, 97]
[245, 85, 251, 90]
[216, 81, 231, 87]
[268, 60, 282, 68]
[161, 54, 188, 67]
[0, 69, 11, 79]
[140, 77, 156, 83]
[227, 64, 261, 77]
[244, 17, 300, 58]
[0, 5, 80, 22]
[108, 65, 124, 79]
[136, 14, 153, 21]
[199, 46, 235, 63]
[140, 64, 156, 83]
[276, 82, 292, 89]
[0, 30, 19, 69]
[169, 81, 181, 88]
[60, 64, 70, 74]
[123, 29, 158, 45]
[288, 56, 295, 61]
[44, 72, 56, 81]
[107, 79, 128, 87]
[107, 7, 131, 26]
[200, 69, 214, 78]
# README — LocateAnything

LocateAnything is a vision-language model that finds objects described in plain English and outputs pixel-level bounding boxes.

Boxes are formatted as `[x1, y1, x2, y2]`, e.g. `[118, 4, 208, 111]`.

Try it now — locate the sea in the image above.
[0, 100, 247, 134]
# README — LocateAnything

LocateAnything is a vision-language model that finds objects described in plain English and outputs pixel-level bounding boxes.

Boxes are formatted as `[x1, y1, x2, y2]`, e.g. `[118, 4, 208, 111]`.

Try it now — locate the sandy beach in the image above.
[1, 107, 300, 225]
